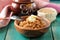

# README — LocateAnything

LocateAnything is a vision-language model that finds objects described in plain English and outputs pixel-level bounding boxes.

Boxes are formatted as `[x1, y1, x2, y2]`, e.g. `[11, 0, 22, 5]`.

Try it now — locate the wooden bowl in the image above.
[14, 16, 50, 37]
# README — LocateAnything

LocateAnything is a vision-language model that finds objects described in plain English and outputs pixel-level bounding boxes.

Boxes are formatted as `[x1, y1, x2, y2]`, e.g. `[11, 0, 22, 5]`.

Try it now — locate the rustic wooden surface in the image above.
[51, 15, 60, 40]
[0, 26, 8, 40]
[0, 1, 60, 40]
[5, 21, 53, 40]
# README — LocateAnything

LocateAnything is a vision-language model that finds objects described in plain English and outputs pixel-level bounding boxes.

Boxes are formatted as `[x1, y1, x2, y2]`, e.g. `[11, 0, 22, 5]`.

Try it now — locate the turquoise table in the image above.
[0, 1, 60, 40]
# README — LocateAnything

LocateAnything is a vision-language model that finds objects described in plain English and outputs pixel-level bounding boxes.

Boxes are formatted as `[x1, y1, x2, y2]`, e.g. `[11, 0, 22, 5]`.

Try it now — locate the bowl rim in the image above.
[14, 16, 50, 30]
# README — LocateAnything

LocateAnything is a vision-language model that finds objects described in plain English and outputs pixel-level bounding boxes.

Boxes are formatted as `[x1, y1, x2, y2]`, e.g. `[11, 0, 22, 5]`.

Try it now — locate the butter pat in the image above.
[27, 15, 37, 22]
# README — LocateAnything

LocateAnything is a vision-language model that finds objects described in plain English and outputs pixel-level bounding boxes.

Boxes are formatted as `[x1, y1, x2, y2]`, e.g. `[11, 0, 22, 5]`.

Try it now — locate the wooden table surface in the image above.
[0, 1, 60, 40]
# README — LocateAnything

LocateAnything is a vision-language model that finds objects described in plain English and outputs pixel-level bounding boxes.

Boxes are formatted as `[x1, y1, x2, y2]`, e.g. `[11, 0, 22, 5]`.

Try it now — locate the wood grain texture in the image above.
[5, 20, 53, 40]
[0, 24, 9, 40]
[5, 21, 29, 40]
[51, 15, 60, 40]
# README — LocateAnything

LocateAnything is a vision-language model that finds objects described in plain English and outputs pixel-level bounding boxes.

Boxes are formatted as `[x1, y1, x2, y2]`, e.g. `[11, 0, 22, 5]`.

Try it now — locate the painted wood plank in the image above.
[51, 0, 60, 1]
[5, 20, 53, 40]
[5, 21, 29, 40]
[0, 24, 9, 40]
[51, 15, 60, 40]
[30, 26, 53, 40]
[51, 1, 60, 4]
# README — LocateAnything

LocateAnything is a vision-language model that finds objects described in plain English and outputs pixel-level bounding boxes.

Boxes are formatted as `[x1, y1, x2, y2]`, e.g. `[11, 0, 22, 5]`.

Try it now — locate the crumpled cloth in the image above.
[0, 5, 12, 28]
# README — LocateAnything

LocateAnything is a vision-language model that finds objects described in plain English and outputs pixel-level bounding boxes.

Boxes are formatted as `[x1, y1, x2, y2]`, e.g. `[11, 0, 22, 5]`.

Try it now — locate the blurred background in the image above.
[50, 0, 60, 1]
[0, 0, 12, 12]
[0, 0, 59, 12]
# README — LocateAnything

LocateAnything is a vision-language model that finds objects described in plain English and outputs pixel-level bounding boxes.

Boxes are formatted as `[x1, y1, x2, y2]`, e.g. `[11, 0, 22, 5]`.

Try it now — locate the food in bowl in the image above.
[14, 15, 50, 37]
[19, 15, 47, 29]
[37, 7, 57, 22]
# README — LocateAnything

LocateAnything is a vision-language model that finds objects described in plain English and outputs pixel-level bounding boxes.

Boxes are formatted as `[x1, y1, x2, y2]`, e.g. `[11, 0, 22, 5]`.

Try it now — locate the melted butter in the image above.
[27, 15, 37, 22]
